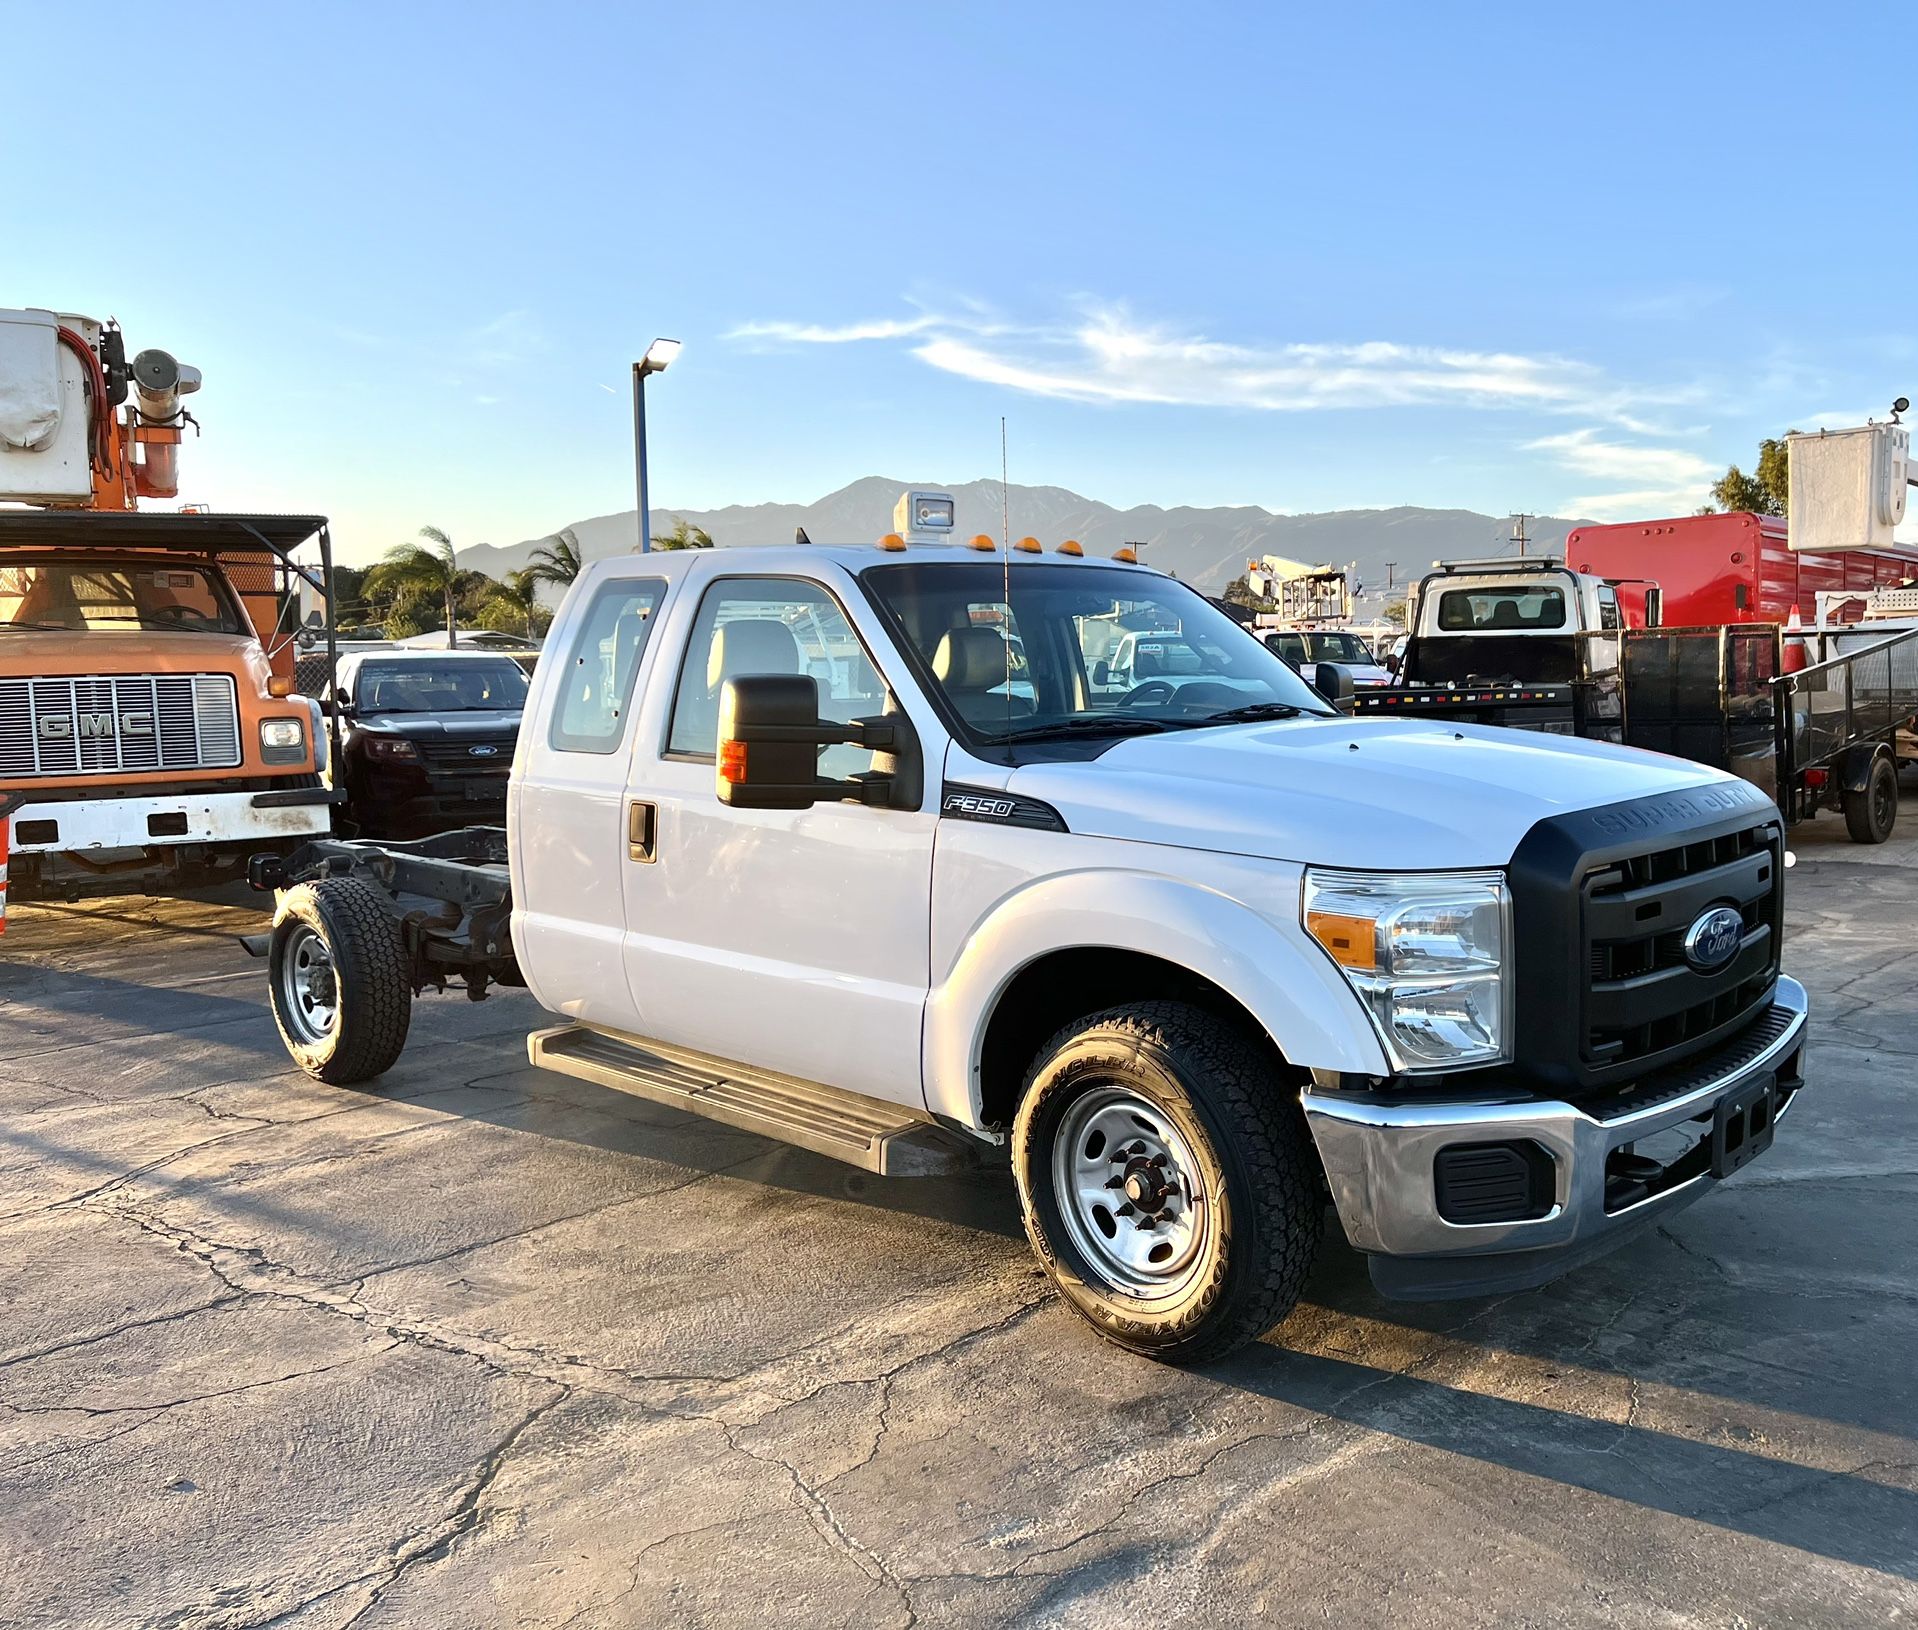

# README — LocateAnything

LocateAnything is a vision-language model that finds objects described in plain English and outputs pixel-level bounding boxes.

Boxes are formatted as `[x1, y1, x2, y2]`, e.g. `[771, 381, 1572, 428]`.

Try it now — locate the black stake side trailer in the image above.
[1354, 623, 1918, 843]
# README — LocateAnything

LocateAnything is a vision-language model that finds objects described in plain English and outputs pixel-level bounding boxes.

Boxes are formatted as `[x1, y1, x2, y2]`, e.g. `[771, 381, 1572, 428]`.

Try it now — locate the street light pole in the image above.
[631, 338, 681, 555]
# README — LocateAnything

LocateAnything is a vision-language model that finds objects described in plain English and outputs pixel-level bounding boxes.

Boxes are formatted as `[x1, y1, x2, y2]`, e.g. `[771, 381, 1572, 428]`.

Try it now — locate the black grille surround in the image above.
[1508, 779, 1784, 1097]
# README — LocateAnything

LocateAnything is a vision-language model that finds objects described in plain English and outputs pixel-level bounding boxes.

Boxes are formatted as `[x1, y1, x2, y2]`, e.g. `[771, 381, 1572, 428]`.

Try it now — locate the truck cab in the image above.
[0, 513, 336, 898]
[252, 534, 1810, 1365]
[1400, 557, 1630, 687]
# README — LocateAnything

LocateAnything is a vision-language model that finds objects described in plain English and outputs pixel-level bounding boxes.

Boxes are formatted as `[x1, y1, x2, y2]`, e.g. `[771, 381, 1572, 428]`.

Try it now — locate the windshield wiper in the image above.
[1190, 702, 1315, 725]
[987, 715, 1181, 745]
[0, 620, 79, 631]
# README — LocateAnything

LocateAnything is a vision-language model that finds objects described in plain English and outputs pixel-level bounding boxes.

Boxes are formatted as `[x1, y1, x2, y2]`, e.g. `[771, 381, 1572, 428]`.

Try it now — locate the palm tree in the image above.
[657, 518, 716, 551]
[526, 528, 583, 588]
[366, 525, 462, 646]
[486, 568, 545, 639]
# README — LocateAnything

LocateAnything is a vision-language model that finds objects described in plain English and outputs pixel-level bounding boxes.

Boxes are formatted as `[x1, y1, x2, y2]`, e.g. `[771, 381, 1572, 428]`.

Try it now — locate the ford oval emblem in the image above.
[1683, 905, 1744, 973]
[469, 744, 499, 758]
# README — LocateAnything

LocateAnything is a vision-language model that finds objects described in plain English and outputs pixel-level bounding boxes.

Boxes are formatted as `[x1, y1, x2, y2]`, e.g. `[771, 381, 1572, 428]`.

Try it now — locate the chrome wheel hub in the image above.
[1051, 1086, 1208, 1299]
[278, 925, 339, 1044]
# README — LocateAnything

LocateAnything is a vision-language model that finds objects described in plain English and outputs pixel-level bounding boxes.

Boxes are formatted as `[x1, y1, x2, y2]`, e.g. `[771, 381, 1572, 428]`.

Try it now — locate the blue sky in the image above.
[5, 1, 1913, 564]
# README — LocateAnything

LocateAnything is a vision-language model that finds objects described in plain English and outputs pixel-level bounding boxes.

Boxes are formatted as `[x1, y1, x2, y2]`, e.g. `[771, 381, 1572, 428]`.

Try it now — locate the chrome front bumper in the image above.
[1301, 976, 1810, 1299]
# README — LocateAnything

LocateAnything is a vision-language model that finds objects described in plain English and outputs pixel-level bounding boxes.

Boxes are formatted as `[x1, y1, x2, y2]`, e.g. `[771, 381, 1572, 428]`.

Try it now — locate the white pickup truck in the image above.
[247, 539, 1809, 1362]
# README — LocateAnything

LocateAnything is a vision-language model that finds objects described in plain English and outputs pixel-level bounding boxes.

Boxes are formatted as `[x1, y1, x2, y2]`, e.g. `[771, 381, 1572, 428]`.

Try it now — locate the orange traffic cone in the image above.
[1782, 606, 1810, 675]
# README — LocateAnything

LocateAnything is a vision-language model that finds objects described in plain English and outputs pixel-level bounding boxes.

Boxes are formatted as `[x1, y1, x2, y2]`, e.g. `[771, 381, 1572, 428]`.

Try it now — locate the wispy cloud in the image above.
[733, 302, 1624, 417]
[1527, 428, 1717, 519]
[725, 301, 1706, 436]
[729, 315, 945, 346]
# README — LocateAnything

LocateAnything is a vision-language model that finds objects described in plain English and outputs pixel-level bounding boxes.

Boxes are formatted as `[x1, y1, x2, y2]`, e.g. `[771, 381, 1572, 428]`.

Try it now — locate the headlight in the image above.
[260, 718, 305, 750]
[363, 735, 419, 761]
[1303, 868, 1509, 1072]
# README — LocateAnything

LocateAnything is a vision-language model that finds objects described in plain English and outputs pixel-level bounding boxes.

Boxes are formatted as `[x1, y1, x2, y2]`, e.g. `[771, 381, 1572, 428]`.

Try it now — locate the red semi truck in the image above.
[1568, 511, 1918, 627]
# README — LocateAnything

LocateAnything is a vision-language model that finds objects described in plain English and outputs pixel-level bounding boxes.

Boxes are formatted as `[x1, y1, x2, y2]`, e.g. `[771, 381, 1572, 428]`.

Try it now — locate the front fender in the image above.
[924, 855, 1389, 1128]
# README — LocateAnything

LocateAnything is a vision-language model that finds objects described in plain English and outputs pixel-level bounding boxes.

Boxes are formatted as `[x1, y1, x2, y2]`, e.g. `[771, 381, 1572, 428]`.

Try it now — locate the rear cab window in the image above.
[549, 577, 668, 753]
[1435, 586, 1568, 631]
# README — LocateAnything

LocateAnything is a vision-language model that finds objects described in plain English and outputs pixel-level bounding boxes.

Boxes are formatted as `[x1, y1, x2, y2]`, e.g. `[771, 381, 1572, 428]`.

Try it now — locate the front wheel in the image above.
[1843, 754, 1898, 844]
[1012, 1002, 1323, 1364]
[268, 878, 413, 1084]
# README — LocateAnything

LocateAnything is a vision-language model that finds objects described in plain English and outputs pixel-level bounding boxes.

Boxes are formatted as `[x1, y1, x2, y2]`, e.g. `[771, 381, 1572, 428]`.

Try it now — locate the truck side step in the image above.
[527, 1024, 978, 1177]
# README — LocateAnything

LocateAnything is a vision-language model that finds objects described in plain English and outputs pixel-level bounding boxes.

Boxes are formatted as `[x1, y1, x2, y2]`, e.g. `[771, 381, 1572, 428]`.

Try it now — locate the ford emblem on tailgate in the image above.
[1683, 905, 1744, 972]
[469, 745, 499, 758]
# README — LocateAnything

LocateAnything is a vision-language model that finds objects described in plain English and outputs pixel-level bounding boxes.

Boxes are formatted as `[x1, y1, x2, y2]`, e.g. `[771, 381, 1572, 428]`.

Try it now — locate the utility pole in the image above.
[1385, 561, 1396, 593]
[1509, 513, 1532, 557]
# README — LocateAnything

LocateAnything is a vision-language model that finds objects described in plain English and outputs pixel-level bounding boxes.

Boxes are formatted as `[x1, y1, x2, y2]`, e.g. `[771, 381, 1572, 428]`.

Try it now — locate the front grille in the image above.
[416, 736, 516, 775]
[1581, 821, 1781, 1072]
[1508, 783, 1786, 1094]
[0, 674, 241, 778]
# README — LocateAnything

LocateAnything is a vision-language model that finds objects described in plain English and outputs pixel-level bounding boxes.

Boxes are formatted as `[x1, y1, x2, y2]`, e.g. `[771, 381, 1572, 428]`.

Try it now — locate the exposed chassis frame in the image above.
[244, 826, 522, 998]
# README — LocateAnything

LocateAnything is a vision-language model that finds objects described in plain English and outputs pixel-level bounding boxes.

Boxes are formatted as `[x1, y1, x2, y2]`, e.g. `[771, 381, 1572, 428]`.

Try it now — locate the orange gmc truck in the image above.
[0, 307, 338, 900]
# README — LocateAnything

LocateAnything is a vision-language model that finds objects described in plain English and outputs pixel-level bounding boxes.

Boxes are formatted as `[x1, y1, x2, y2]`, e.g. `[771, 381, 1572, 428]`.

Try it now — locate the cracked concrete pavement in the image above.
[1, 815, 1915, 1628]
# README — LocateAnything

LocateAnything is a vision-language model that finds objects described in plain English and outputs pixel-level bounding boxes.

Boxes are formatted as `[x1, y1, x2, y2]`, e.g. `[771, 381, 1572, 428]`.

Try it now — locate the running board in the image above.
[527, 1025, 977, 1177]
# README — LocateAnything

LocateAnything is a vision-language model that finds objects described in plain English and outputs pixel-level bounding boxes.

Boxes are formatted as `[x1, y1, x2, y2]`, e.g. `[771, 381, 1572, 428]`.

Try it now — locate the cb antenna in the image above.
[1001, 416, 1012, 740]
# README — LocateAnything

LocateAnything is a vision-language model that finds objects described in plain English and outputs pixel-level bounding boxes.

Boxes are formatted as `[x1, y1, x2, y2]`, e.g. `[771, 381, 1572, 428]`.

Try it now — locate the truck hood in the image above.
[352, 709, 523, 740]
[0, 628, 260, 671]
[1005, 716, 1746, 870]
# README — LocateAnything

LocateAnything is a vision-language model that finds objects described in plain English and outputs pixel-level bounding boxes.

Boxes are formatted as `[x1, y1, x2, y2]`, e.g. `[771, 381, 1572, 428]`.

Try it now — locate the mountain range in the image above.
[457, 478, 1596, 603]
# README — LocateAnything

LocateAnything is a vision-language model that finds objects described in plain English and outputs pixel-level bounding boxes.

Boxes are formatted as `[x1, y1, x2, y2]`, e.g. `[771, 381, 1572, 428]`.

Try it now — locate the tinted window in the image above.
[1436, 586, 1567, 631]
[666, 578, 889, 778]
[549, 577, 667, 753]
[356, 658, 530, 714]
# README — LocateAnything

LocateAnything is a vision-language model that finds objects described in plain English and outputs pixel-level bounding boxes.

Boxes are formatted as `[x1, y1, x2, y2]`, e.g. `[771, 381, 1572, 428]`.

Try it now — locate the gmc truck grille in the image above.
[1507, 784, 1785, 1095]
[0, 674, 242, 779]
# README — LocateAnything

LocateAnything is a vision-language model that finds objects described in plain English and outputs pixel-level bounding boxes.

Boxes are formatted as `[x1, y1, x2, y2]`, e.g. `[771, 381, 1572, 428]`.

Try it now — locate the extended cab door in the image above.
[616, 563, 938, 1109]
[513, 569, 672, 1035]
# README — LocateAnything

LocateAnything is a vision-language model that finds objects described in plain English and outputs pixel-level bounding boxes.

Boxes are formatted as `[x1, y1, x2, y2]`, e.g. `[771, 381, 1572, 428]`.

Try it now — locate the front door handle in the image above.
[628, 800, 657, 862]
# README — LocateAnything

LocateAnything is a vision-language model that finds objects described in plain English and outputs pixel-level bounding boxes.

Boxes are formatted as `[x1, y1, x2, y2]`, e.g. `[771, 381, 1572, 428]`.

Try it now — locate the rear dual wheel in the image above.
[1012, 1002, 1322, 1364]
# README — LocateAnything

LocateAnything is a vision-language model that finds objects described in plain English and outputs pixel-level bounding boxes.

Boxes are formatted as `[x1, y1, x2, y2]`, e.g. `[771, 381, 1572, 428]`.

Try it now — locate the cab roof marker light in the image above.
[1056, 539, 1083, 556]
[1015, 536, 1043, 554]
[1113, 547, 1138, 563]
[968, 534, 996, 552]
[876, 533, 907, 552]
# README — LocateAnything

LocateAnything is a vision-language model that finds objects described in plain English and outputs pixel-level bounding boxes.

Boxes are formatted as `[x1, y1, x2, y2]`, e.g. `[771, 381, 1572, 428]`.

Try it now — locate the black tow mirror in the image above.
[717, 674, 905, 810]
[1314, 661, 1356, 710]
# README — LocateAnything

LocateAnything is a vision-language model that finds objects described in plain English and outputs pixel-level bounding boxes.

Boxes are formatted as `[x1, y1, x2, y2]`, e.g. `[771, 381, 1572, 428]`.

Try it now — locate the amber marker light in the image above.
[718, 739, 749, 783]
[1057, 539, 1083, 556]
[876, 533, 907, 552]
[1305, 909, 1378, 971]
[968, 534, 997, 551]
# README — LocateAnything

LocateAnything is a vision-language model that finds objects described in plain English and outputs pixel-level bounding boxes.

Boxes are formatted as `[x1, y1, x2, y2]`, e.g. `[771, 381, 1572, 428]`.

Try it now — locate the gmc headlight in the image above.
[1302, 868, 1509, 1072]
[260, 718, 305, 750]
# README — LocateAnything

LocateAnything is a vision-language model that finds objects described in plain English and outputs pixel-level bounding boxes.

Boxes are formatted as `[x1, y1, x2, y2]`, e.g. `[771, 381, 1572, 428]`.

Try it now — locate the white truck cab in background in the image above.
[255, 526, 1810, 1363]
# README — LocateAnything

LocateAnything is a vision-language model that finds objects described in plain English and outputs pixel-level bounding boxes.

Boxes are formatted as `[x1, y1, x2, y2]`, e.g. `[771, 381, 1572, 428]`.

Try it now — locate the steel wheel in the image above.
[277, 922, 340, 1045]
[1050, 1084, 1209, 1299]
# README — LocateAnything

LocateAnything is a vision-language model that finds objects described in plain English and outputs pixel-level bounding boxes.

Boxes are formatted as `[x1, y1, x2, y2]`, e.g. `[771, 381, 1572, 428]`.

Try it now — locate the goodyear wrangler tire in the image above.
[1012, 1001, 1322, 1363]
[268, 878, 412, 1085]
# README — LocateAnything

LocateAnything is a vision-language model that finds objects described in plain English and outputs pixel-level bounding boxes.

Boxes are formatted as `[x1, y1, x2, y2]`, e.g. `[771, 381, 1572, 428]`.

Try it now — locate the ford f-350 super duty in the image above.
[246, 534, 1808, 1362]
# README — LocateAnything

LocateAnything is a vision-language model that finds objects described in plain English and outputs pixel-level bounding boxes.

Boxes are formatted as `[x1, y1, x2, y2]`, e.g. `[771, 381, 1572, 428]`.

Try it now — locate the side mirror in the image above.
[1314, 661, 1356, 709]
[1091, 660, 1110, 688]
[1644, 587, 1663, 630]
[1383, 652, 1400, 675]
[716, 674, 903, 810]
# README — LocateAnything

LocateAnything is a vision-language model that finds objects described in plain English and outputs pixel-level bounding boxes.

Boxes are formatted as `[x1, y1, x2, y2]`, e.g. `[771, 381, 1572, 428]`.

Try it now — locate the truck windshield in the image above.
[0, 560, 244, 633]
[864, 561, 1334, 744]
[354, 658, 531, 713]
